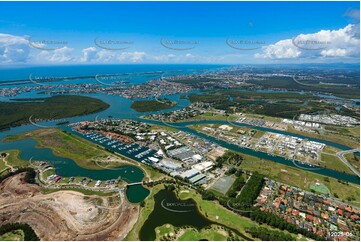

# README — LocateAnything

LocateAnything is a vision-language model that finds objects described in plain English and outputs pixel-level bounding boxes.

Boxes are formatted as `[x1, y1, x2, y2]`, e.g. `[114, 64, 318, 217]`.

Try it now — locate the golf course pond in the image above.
[139, 188, 250, 241]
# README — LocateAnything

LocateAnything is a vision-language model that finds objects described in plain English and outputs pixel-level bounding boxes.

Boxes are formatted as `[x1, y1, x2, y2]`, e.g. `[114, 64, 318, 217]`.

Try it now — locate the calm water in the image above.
[0, 65, 220, 203]
[139, 189, 251, 241]
[0, 64, 359, 204]
[0, 137, 150, 201]
[126, 185, 151, 203]
[139, 189, 212, 241]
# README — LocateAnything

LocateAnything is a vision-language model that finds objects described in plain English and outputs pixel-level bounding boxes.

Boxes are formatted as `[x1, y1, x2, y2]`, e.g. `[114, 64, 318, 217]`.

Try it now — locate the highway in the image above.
[336, 149, 360, 177]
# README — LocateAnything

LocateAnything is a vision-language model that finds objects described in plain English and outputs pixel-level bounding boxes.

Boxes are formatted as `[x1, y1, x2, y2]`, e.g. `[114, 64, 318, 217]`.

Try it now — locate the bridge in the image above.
[126, 182, 143, 186]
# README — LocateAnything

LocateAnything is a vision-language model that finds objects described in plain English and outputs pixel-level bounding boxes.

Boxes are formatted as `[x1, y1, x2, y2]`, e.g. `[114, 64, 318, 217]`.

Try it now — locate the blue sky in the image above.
[0, 1, 359, 65]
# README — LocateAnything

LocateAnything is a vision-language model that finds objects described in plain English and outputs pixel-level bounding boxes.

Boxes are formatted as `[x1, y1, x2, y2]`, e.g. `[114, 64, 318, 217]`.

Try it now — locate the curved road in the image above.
[336, 149, 360, 177]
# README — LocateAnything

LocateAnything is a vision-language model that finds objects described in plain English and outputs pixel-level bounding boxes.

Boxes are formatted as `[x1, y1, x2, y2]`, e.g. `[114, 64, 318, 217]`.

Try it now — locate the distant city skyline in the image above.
[0, 1, 359, 65]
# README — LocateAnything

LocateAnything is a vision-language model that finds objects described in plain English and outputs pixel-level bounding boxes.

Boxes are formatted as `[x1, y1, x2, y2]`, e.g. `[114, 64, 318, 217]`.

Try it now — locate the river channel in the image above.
[0, 66, 360, 203]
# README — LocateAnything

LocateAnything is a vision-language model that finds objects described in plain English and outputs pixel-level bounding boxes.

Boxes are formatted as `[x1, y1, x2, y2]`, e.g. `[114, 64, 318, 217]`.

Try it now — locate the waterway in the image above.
[136, 119, 359, 184]
[0, 65, 360, 204]
[139, 188, 251, 241]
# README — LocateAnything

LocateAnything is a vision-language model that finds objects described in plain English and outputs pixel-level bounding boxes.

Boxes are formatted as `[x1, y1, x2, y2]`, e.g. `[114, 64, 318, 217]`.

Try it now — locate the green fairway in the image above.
[178, 226, 228, 241]
[0, 230, 24, 241]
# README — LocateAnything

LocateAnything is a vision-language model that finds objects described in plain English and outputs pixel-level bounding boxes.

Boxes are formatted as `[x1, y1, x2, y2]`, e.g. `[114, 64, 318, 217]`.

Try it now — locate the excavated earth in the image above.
[0, 173, 139, 240]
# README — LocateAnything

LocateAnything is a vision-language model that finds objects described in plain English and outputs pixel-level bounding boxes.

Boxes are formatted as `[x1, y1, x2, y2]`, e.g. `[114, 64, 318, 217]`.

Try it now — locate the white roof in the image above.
[192, 154, 203, 160]
[148, 157, 159, 162]
[193, 161, 214, 171]
[180, 168, 199, 178]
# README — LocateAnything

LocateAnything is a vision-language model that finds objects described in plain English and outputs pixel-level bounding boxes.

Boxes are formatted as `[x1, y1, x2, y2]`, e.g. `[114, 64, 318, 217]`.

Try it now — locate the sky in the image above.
[0, 1, 359, 65]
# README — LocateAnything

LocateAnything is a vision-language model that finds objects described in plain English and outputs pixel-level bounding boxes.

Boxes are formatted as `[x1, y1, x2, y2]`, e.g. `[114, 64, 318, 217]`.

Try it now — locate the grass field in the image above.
[154, 224, 175, 240]
[345, 153, 360, 172]
[0, 229, 24, 241]
[310, 183, 329, 195]
[0, 159, 7, 173]
[322, 146, 342, 154]
[0, 150, 30, 175]
[320, 153, 353, 174]
[178, 226, 228, 241]
[1, 150, 29, 167]
[347, 126, 360, 138]
[176, 111, 229, 122]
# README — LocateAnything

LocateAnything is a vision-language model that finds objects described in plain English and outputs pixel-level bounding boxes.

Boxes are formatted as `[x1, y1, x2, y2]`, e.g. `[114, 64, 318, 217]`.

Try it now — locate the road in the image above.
[336, 149, 360, 177]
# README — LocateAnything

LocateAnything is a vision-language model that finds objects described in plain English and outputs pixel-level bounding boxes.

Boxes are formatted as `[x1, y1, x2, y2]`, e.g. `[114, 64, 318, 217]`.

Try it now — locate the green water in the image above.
[139, 189, 251, 241]
[139, 189, 212, 241]
[126, 185, 151, 203]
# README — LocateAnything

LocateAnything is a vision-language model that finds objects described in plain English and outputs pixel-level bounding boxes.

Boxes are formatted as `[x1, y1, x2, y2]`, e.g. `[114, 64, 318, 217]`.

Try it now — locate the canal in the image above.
[137, 118, 360, 184]
[0, 90, 359, 205]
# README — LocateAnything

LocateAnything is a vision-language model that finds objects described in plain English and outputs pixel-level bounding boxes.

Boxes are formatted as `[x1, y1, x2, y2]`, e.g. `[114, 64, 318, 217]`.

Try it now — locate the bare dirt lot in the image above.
[0, 173, 139, 240]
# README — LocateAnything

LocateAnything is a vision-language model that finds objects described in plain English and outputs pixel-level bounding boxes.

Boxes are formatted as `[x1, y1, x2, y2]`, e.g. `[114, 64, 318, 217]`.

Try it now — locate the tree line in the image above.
[0, 167, 36, 184]
[249, 209, 325, 240]
[246, 226, 294, 241]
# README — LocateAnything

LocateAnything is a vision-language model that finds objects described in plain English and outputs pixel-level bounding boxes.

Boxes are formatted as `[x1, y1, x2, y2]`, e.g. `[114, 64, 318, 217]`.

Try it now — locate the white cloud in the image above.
[80, 47, 97, 62]
[80, 48, 146, 63]
[255, 24, 360, 60]
[255, 39, 301, 59]
[117, 51, 146, 62]
[344, 8, 360, 23]
[0, 33, 30, 63]
[37, 46, 74, 63]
